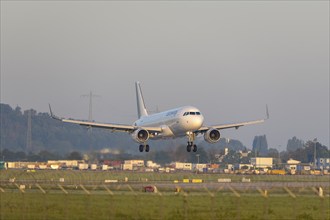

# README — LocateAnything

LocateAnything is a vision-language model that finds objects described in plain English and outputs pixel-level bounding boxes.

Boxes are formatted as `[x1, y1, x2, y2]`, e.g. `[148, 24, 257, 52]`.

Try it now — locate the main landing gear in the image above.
[186, 142, 197, 152]
[186, 132, 197, 152]
[139, 144, 150, 152]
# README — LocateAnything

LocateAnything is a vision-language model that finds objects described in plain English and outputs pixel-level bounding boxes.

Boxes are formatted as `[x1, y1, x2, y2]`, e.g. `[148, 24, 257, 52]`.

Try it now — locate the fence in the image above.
[0, 170, 329, 220]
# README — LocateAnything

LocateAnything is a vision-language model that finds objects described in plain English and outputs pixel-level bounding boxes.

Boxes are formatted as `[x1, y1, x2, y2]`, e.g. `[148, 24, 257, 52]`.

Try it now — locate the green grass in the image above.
[1, 170, 329, 219]
[1, 192, 329, 220]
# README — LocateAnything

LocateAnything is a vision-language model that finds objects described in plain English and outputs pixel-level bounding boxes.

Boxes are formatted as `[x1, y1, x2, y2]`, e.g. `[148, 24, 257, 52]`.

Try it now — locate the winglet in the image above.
[49, 104, 53, 116]
[48, 104, 61, 120]
[266, 104, 269, 120]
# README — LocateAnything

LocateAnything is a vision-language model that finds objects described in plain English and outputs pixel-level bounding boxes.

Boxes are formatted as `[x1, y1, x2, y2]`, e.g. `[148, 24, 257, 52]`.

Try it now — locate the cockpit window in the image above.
[184, 112, 201, 116]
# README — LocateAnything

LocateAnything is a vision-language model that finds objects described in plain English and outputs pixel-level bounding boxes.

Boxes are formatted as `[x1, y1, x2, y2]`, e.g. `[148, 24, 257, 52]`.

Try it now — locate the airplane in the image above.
[49, 82, 269, 153]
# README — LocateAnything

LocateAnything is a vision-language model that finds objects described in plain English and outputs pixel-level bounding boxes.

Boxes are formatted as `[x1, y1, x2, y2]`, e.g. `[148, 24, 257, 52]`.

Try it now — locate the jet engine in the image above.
[131, 129, 149, 143]
[204, 129, 221, 143]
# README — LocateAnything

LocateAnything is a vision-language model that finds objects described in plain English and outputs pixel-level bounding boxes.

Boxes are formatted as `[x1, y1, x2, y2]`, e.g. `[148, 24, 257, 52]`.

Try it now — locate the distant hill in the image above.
[0, 103, 137, 154]
[0, 103, 246, 155]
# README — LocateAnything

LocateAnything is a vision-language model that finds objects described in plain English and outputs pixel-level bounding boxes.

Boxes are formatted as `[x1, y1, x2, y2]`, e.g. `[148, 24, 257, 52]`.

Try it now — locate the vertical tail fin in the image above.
[135, 82, 148, 119]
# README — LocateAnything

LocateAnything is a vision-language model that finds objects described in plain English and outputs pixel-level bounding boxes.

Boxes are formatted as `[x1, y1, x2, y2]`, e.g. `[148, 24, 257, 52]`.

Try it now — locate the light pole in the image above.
[195, 154, 200, 174]
[278, 145, 281, 169]
[313, 138, 317, 170]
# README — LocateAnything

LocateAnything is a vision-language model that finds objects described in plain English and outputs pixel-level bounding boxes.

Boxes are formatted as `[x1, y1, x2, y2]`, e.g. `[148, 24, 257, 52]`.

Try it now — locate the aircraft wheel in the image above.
[187, 143, 192, 152]
[145, 145, 150, 152]
[139, 145, 144, 152]
[193, 144, 197, 152]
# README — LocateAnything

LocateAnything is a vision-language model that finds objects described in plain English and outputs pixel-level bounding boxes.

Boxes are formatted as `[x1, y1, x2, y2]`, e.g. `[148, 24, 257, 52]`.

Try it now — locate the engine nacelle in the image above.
[204, 129, 221, 143]
[131, 129, 149, 143]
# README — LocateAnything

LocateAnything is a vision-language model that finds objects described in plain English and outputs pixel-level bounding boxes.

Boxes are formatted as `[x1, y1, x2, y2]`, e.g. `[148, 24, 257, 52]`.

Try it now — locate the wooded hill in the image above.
[0, 103, 246, 156]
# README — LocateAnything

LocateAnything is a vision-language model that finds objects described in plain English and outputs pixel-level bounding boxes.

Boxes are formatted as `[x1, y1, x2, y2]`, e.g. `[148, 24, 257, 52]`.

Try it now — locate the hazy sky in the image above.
[1, 1, 329, 150]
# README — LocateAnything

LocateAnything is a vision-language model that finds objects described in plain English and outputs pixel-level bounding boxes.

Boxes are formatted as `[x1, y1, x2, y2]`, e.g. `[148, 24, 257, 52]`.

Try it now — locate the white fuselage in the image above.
[133, 106, 204, 139]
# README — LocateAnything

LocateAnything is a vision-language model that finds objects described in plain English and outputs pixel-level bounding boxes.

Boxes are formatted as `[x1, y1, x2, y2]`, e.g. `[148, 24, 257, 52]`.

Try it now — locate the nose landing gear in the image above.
[186, 132, 198, 152]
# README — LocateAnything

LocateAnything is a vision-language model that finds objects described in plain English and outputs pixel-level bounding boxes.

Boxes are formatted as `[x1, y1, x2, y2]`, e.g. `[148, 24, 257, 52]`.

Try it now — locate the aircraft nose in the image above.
[192, 115, 204, 129]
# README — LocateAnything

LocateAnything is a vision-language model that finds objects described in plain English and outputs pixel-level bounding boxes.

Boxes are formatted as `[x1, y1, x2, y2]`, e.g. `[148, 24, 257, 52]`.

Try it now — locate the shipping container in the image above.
[122, 163, 133, 171]
[39, 165, 48, 170]
[78, 164, 88, 170]
[102, 165, 108, 171]
[27, 164, 36, 169]
[50, 164, 59, 170]
[90, 164, 97, 170]
[7, 162, 17, 169]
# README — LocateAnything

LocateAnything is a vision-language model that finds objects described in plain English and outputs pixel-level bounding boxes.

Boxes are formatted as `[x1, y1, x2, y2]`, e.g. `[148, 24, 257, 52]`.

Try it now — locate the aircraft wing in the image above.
[48, 104, 162, 134]
[197, 119, 266, 133]
[197, 105, 269, 133]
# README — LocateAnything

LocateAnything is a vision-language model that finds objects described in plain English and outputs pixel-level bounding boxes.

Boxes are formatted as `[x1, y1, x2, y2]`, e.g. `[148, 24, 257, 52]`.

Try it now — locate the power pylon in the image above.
[81, 91, 101, 159]
[81, 91, 101, 121]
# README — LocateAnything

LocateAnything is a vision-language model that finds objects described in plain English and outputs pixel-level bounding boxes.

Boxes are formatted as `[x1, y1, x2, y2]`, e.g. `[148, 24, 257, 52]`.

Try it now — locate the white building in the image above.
[122, 163, 133, 171]
[124, 160, 144, 167]
[285, 159, 301, 170]
[194, 163, 207, 172]
[146, 161, 160, 169]
[251, 157, 273, 168]
[316, 158, 330, 170]
[172, 162, 192, 171]
[78, 163, 88, 170]
[47, 160, 83, 167]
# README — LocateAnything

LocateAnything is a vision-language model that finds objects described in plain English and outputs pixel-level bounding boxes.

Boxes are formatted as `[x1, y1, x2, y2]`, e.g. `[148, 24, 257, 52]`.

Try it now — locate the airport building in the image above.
[285, 159, 301, 174]
[47, 160, 84, 168]
[146, 160, 160, 169]
[124, 160, 144, 167]
[121, 160, 145, 171]
[316, 158, 330, 170]
[251, 157, 273, 169]
[171, 162, 192, 171]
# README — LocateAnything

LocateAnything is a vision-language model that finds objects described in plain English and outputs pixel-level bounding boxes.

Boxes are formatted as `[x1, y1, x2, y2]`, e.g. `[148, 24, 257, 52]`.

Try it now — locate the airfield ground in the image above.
[0, 170, 329, 220]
